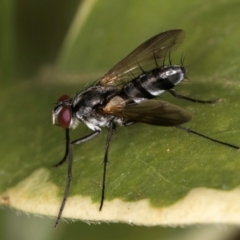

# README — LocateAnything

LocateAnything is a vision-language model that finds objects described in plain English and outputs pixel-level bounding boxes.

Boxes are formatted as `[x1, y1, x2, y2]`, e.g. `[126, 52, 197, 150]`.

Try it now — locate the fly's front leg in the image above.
[52, 129, 70, 167]
[54, 130, 101, 228]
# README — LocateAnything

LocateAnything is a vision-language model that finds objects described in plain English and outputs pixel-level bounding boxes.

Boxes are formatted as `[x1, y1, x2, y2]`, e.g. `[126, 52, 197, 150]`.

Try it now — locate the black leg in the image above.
[54, 139, 72, 228]
[168, 89, 219, 104]
[52, 129, 70, 167]
[54, 130, 100, 228]
[71, 131, 101, 145]
[99, 121, 116, 211]
[176, 125, 239, 150]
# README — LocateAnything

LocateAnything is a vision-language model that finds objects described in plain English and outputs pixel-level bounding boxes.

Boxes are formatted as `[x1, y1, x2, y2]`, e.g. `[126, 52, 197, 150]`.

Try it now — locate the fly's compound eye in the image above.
[57, 95, 71, 104]
[53, 95, 73, 128]
[57, 106, 72, 129]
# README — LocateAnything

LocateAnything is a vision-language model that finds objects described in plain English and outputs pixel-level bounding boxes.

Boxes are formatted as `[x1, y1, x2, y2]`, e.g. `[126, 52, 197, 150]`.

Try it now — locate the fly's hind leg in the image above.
[168, 89, 219, 104]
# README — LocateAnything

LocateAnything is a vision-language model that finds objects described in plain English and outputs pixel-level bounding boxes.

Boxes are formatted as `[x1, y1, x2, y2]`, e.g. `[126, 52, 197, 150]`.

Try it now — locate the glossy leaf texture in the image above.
[1, 0, 240, 233]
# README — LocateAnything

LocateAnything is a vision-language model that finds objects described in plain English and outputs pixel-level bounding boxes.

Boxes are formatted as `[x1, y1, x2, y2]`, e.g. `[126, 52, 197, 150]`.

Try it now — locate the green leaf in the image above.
[1, 0, 240, 227]
[0, 0, 16, 82]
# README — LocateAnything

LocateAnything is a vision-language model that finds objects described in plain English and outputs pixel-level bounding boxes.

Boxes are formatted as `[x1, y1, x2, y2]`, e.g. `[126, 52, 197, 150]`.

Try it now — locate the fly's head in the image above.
[52, 95, 79, 129]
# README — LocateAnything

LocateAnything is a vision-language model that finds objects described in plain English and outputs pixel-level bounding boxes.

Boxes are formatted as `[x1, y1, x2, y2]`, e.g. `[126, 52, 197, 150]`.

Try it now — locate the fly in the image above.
[52, 29, 239, 227]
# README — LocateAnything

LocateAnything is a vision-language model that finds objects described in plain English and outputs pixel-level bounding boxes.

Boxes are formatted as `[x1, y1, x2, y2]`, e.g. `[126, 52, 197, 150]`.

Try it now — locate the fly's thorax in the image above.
[160, 65, 186, 86]
[73, 86, 119, 118]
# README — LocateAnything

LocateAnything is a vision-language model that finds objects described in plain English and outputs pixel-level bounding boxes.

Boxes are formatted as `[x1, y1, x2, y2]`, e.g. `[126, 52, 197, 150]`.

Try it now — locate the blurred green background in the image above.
[1, 0, 240, 239]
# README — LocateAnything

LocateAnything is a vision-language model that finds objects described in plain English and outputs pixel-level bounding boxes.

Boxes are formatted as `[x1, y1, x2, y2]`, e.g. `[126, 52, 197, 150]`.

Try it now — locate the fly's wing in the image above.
[98, 29, 185, 86]
[103, 98, 192, 126]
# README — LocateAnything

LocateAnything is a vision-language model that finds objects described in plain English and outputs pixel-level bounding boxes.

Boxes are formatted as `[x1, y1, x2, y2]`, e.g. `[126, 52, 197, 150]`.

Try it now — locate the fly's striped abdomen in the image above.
[120, 66, 186, 101]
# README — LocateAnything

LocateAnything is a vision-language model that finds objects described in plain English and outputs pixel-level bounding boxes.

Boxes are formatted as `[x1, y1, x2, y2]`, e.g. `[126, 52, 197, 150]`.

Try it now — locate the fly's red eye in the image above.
[57, 106, 72, 128]
[57, 95, 71, 104]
